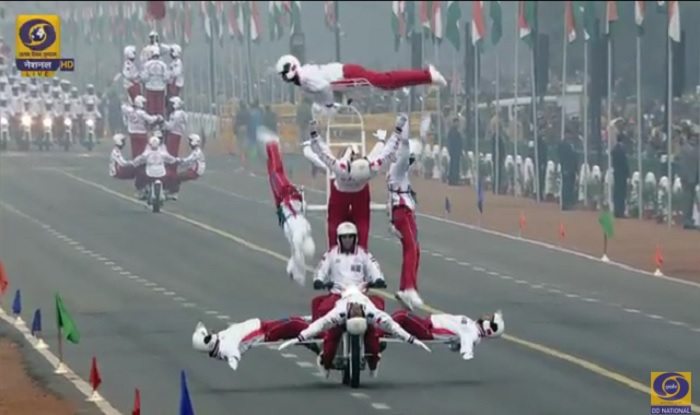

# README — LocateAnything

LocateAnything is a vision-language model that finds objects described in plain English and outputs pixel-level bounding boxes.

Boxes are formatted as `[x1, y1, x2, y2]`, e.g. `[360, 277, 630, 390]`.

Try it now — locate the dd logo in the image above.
[60, 59, 75, 71]
[651, 408, 661, 414]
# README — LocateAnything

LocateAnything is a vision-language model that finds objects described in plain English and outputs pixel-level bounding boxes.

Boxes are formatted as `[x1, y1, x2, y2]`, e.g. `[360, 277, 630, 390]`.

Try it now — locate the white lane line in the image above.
[144, 282, 157, 287]
[565, 293, 580, 299]
[472, 266, 485, 272]
[182, 303, 196, 308]
[500, 275, 513, 280]
[281, 353, 298, 359]
[75, 245, 85, 251]
[111, 266, 122, 271]
[152, 287, 165, 292]
[119, 271, 131, 276]
[68, 240, 79, 246]
[548, 288, 562, 294]
[127, 275, 139, 280]
[646, 314, 663, 320]
[163, 291, 176, 296]
[515, 279, 528, 285]
[205, 310, 218, 315]
[371, 403, 391, 410]
[443, 257, 456, 262]
[582, 298, 600, 303]
[668, 321, 686, 326]
[216, 315, 230, 320]
[430, 252, 443, 258]
[457, 261, 471, 266]
[173, 297, 186, 302]
[623, 308, 641, 314]
[691, 328, 700, 333]
[296, 361, 314, 368]
[104, 261, 115, 266]
[351, 392, 370, 399]
[488, 271, 500, 276]
[95, 255, 107, 261]
[136, 278, 149, 284]
[531, 284, 544, 289]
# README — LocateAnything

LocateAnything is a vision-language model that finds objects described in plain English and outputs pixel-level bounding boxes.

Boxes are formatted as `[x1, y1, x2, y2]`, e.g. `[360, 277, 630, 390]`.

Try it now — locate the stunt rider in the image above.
[392, 310, 505, 361]
[166, 133, 205, 200]
[166, 44, 183, 99]
[282, 285, 431, 378]
[140, 46, 169, 116]
[122, 45, 141, 101]
[109, 133, 136, 180]
[308, 114, 405, 249]
[163, 96, 187, 166]
[128, 134, 179, 198]
[275, 54, 446, 109]
[258, 127, 315, 285]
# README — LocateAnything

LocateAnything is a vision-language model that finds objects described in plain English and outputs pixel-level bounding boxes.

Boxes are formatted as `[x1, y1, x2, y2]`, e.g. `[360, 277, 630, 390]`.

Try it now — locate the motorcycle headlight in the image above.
[43, 117, 53, 128]
[64, 118, 72, 127]
[0, 117, 8, 126]
[86, 119, 95, 127]
[21, 114, 31, 126]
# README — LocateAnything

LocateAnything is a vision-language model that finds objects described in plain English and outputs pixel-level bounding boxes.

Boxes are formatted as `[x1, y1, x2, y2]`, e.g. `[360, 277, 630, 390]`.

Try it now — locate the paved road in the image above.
[0, 151, 698, 415]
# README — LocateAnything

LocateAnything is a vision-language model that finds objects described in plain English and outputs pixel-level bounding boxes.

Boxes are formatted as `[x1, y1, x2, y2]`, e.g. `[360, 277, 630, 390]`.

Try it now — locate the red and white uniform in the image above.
[169, 147, 205, 193]
[387, 135, 420, 292]
[130, 143, 178, 190]
[296, 63, 434, 108]
[122, 103, 159, 157]
[122, 60, 141, 101]
[163, 108, 186, 158]
[167, 58, 183, 97]
[310, 130, 400, 249]
[392, 312, 484, 360]
[300, 289, 413, 371]
[109, 147, 136, 179]
[140, 59, 169, 116]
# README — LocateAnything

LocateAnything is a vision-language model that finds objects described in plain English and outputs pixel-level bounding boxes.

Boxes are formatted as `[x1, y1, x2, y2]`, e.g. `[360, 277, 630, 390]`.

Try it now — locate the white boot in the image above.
[395, 289, 424, 311]
[429, 65, 447, 87]
[316, 353, 330, 378]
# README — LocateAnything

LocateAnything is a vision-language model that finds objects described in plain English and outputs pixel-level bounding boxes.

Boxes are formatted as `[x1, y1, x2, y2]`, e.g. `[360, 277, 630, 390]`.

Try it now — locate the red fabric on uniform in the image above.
[265, 142, 302, 207]
[168, 168, 199, 193]
[327, 181, 370, 250]
[127, 84, 142, 101]
[391, 310, 434, 340]
[113, 164, 137, 180]
[129, 133, 148, 158]
[392, 206, 420, 291]
[341, 64, 432, 90]
[145, 90, 165, 116]
[260, 318, 309, 342]
[165, 132, 181, 179]
[167, 83, 180, 98]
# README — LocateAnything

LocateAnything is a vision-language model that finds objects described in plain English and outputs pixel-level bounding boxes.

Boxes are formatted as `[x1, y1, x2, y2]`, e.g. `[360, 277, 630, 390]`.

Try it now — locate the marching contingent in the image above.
[191, 53, 505, 387]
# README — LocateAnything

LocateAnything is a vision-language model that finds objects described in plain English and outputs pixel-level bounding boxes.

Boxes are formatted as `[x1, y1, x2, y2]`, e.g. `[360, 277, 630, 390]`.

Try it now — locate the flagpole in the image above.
[452, 50, 457, 112]
[531, 43, 540, 203]
[495, 51, 500, 195]
[474, 42, 480, 192]
[208, 24, 216, 111]
[559, 19, 568, 211]
[636, 33, 643, 220]
[435, 43, 442, 147]
[583, 38, 589, 206]
[513, 10, 519, 197]
[666, 34, 673, 227]
[606, 22, 613, 208]
[334, 0, 341, 62]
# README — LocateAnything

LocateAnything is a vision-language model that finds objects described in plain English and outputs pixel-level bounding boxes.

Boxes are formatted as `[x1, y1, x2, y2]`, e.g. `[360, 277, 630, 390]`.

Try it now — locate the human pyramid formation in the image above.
[108, 31, 204, 201]
[191, 56, 506, 378]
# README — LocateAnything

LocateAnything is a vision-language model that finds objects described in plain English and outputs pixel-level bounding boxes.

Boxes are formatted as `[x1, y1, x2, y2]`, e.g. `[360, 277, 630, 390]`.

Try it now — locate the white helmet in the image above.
[275, 54, 301, 82]
[113, 133, 126, 147]
[124, 45, 136, 60]
[336, 221, 358, 253]
[134, 95, 146, 108]
[170, 44, 181, 58]
[479, 310, 505, 338]
[188, 134, 201, 147]
[192, 322, 216, 352]
[149, 30, 159, 43]
[148, 135, 160, 149]
[169, 96, 182, 109]
[150, 45, 160, 59]
[345, 316, 368, 336]
[349, 158, 371, 182]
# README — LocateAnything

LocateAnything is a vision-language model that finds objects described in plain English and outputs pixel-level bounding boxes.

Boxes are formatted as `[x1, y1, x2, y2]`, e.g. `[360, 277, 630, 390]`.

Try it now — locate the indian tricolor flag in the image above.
[605, 1, 618, 37]
[391, 1, 406, 51]
[635, 0, 645, 35]
[565, 0, 576, 43]
[668, 0, 680, 42]
[471, 1, 485, 47]
[431, 0, 443, 43]
[518, 0, 535, 48]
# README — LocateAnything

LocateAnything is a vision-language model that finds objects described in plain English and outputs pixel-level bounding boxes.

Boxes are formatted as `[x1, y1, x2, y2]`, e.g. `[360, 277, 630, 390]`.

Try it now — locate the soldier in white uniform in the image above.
[163, 96, 186, 163]
[129, 135, 179, 194]
[109, 133, 136, 179]
[166, 133, 205, 200]
[275, 54, 446, 109]
[166, 44, 183, 99]
[122, 45, 141, 101]
[140, 45, 169, 116]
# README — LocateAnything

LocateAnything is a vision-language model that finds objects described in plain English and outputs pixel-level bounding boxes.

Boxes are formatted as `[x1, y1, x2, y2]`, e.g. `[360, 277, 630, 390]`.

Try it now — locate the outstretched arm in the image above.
[308, 122, 351, 178]
[367, 114, 408, 172]
[369, 308, 431, 352]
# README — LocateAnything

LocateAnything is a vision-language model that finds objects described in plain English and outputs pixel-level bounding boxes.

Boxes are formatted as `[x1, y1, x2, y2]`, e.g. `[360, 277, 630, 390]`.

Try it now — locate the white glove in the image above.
[409, 336, 431, 353]
[278, 336, 302, 351]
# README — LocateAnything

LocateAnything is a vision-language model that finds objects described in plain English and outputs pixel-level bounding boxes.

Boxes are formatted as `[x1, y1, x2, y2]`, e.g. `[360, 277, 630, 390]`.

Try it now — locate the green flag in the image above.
[445, 1, 461, 50]
[55, 293, 80, 344]
[518, 0, 536, 48]
[490, 1, 502, 46]
[598, 210, 615, 238]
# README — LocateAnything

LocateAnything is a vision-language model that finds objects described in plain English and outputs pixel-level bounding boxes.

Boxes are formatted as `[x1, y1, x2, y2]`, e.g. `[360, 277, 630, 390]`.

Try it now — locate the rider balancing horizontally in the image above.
[308, 113, 407, 250]
[258, 127, 315, 285]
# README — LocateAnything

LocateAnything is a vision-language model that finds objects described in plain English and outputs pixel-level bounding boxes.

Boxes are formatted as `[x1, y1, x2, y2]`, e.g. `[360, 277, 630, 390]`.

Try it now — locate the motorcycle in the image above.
[0, 115, 9, 151]
[19, 113, 32, 151]
[38, 115, 53, 151]
[62, 116, 73, 151]
[83, 116, 95, 151]
[146, 178, 165, 213]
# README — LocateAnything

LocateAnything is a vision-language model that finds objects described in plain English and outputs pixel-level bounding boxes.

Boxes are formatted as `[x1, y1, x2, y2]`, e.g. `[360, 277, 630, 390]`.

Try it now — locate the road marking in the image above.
[173, 297, 186, 302]
[565, 294, 579, 299]
[548, 288, 562, 294]
[119, 271, 131, 276]
[0, 308, 122, 415]
[668, 321, 686, 326]
[531, 284, 544, 289]
[488, 271, 500, 276]
[443, 257, 456, 262]
[144, 282, 157, 287]
[216, 315, 230, 320]
[127, 275, 139, 280]
[430, 252, 443, 258]
[205, 310, 218, 315]
[182, 303, 196, 308]
[68, 240, 79, 246]
[104, 261, 115, 266]
[515, 279, 528, 285]
[623, 308, 641, 314]
[371, 403, 391, 410]
[152, 287, 165, 292]
[296, 361, 314, 368]
[582, 298, 599, 303]
[163, 291, 176, 296]
[500, 275, 513, 280]
[457, 261, 471, 266]
[472, 266, 485, 272]
[351, 392, 370, 399]
[111, 266, 122, 271]
[52, 173, 700, 412]
[281, 353, 297, 359]
[691, 328, 700, 333]
[647, 314, 663, 320]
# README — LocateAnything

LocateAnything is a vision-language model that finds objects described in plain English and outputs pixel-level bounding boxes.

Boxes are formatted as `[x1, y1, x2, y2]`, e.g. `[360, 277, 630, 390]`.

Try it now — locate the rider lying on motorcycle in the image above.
[391, 309, 505, 360]
[190, 287, 430, 375]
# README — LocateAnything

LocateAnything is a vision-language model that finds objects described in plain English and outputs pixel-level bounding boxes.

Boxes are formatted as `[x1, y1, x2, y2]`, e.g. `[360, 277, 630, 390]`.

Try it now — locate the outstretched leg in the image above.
[342, 64, 434, 90]
[351, 184, 371, 249]
[391, 310, 434, 340]
[260, 317, 309, 341]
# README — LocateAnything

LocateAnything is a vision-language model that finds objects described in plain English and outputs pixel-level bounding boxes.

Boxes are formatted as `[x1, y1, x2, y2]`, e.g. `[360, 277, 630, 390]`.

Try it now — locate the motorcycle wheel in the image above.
[349, 335, 361, 389]
[63, 137, 70, 151]
[152, 181, 162, 213]
[86, 136, 94, 151]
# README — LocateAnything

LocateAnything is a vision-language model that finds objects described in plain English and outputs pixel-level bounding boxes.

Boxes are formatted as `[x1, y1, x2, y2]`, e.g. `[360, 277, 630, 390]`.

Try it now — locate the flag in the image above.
[477, 181, 484, 214]
[444, 197, 451, 214]
[565, 0, 576, 43]
[179, 370, 195, 415]
[290, 0, 302, 35]
[147, 1, 166, 20]
[55, 293, 80, 344]
[132, 388, 141, 415]
[471, 1, 486, 48]
[635, 0, 645, 35]
[490, 0, 502, 46]
[392, 1, 406, 51]
[250, 1, 262, 42]
[405, 0, 416, 38]
[445, 1, 461, 50]
[419, 0, 431, 37]
[201, 1, 213, 39]
[598, 210, 615, 238]
[518, 0, 536, 48]
[268, 1, 283, 40]
[31, 309, 42, 335]
[215, 1, 225, 45]
[228, 1, 242, 39]
[605, 1, 618, 37]
[183, 2, 192, 45]
[431, 1, 443, 44]
[324, 1, 336, 31]
[233, 1, 245, 43]
[0, 260, 8, 295]
[668, 0, 680, 42]
[577, 1, 596, 41]
[12, 289, 21, 315]
[656, 1, 667, 13]
[89, 357, 102, 392]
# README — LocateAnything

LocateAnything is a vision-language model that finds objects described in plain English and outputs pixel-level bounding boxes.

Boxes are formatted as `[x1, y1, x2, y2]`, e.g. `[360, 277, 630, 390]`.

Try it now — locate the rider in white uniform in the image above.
[129, 135, 179, 194]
